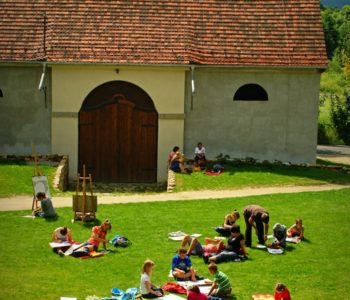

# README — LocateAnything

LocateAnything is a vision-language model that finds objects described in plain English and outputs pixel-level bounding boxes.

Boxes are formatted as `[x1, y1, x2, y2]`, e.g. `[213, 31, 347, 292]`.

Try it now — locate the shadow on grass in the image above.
[300, 237, 311, 244]
[223, 163, 350, 183]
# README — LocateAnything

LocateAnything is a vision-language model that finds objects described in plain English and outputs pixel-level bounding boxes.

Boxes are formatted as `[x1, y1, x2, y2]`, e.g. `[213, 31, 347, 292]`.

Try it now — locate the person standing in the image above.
[243, 205, 269, 247]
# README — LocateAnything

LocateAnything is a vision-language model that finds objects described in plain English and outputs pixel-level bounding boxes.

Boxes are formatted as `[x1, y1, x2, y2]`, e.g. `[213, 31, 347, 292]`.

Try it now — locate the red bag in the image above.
[162, 282, 187, 294]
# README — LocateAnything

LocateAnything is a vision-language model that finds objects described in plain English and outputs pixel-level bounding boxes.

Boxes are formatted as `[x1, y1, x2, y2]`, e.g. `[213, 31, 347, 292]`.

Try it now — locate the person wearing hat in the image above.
[243, 204, 269, 247]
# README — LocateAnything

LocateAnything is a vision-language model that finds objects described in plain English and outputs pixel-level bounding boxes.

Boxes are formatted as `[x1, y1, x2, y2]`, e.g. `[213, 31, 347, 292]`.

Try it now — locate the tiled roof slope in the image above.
[0, 0, 328, 67]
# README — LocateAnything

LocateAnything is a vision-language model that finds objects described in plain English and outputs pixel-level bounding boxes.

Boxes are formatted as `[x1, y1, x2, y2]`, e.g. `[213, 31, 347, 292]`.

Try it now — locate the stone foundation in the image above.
[52, 156, 69, 191]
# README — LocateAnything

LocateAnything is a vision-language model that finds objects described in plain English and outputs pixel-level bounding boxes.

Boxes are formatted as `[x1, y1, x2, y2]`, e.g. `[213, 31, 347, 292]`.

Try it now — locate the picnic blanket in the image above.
[168, 231, 202, 241]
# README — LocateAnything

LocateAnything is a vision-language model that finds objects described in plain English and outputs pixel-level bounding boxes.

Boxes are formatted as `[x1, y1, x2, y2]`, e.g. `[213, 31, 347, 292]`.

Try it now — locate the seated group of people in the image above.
[49, 202, 301, 299]
[166, 208, 302, 299]
[168, 143, 207, 173]
[143, 258, 232, 299]
[51, 219, 112, 257]
[268, 218, 304, 249]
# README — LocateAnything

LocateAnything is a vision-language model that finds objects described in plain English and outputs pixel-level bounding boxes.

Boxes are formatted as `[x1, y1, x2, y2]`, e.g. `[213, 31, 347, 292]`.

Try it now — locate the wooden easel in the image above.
[73, 164, 96, 223]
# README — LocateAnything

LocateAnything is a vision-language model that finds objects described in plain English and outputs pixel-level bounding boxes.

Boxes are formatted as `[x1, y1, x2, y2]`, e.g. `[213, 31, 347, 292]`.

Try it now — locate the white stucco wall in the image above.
[51, 65, 186, 181]
[183, 67, 321, 164]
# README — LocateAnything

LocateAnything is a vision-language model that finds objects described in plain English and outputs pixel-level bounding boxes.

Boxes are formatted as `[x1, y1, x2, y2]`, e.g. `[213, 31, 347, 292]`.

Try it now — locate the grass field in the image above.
[1, 159, 350, 197]
[1, 188, 350, 300]
[173, 162, 350, 192]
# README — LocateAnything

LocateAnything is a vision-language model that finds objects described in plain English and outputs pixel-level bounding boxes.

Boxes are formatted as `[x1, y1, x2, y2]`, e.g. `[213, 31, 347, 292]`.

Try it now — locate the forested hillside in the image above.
[322, 0, 350, 8]
[319, 4, 350, 145]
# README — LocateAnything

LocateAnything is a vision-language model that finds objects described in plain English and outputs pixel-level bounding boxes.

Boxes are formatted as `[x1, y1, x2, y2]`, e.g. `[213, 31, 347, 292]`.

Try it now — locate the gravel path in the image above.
[1, 145, 348, 212]
[1, 183, 349, 212]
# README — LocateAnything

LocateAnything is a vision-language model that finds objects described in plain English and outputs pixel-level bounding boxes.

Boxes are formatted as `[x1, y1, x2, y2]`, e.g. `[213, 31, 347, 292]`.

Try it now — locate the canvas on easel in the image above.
[32, 175, 51, 198]
[31, 143, 51, 212]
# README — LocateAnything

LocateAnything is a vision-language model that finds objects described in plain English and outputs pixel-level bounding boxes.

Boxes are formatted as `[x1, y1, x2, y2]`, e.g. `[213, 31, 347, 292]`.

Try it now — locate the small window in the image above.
[0, 89, 3, 97]
[234, 84, 268, 101]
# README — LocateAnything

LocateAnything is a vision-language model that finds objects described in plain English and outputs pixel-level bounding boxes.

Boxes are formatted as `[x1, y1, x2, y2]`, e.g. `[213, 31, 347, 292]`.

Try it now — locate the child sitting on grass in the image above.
[140, 259, 164, 298]
[187, 284, 207, 300]
[172, 247, 200, 281]
[287, 219, 304, 240]
[274, 283, 291, 300]
[268, 223, 287, 249]
[207, 263, 232, 298]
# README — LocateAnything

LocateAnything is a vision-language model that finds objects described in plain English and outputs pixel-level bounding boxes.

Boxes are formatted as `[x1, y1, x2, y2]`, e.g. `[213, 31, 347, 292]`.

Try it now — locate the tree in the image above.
[322, 8, 340, 58]
[320, 5, 350, 145]
[331, 92, 350, 145]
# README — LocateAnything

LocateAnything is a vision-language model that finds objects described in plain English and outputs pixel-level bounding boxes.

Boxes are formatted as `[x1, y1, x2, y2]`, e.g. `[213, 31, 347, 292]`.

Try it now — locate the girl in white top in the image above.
[194, 142, 206, 161]
[140, 259, 164, 298]
[51, 226, 73, 257]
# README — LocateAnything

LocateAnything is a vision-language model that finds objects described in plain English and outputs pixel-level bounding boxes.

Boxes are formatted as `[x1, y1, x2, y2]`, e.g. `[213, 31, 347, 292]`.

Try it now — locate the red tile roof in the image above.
[0, 0, 328, 67]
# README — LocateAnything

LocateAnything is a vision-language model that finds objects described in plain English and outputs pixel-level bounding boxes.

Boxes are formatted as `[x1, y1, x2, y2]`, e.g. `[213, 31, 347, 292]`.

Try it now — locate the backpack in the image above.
[110, 234, 132, 248]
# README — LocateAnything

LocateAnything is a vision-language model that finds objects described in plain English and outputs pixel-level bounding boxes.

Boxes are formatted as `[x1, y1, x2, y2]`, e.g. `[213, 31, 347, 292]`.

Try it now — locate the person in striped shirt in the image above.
[207, 263, 232, 298]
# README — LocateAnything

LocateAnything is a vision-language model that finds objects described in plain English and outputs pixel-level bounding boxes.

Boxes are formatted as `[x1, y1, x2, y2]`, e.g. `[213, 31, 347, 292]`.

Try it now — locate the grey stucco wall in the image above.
[184, 67, 321, 164]
[0, 65, 52, 155]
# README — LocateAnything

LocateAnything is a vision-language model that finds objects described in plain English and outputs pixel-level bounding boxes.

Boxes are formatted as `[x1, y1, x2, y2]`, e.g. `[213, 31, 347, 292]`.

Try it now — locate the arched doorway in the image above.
[78, 81, 158, 183]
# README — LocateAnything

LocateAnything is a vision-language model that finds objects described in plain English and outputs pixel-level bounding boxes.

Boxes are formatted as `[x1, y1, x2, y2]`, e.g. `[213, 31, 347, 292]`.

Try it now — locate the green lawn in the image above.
[174, 163, 350, 192]
[1, 160, 350, 197]
[1, 188, 350, 299]
[0, 161, 57, 197]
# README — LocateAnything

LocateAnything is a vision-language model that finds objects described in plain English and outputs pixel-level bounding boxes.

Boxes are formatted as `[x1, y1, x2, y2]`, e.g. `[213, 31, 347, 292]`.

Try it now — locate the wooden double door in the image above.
[78, 86, 158, 183]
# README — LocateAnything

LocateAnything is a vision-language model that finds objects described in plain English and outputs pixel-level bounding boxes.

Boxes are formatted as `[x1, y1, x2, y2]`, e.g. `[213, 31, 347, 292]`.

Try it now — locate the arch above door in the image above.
[79, 81, 158, 183]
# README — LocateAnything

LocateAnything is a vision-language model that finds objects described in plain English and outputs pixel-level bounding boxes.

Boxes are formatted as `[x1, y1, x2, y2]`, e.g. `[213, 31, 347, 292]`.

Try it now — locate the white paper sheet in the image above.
[267, 248, 283, 254]
[49, 241, 71, 248]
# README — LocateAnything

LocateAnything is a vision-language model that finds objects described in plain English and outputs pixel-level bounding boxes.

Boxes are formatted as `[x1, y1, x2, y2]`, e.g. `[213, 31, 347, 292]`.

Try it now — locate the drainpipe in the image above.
[190, 65, 195, 110]
[38, 63, 46, 90]
[38, 63, 47, 108]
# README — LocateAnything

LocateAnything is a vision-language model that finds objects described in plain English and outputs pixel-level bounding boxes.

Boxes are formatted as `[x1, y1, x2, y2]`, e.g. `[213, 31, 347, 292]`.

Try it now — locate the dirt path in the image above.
[1, 183, 349, 212]
[1, 145, 348, 212]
